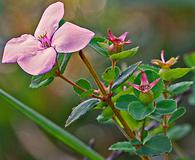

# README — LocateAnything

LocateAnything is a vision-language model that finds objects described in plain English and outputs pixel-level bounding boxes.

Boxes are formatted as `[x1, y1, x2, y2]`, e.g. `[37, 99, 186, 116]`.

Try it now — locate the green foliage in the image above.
[109, 141, 136, 152]
[168, 81, 193, 96]
[155, 99, 177, 115]
[184, 52, 195, 67]
[160, 68, 193, 81]
[136, 135, 172, 156]
[168, 124, 192, 140]
[139, 64, 160, 73]
[65, 98, 100, 127]
[96, 107, 113, 124]
[110, 47, 139, 60]
[73, 79, 92, 95]
[128, 101, 155, 120]
[102, 66, 120, 82]
[168, 107, 186, 124]
[0, 89, 104, 160]
[116, 94, 138, 110]
[89, 36, 109, 57]
[57, 53, 72, 74]
[30, 73, 54, 88]
[112, 61, 142, 89]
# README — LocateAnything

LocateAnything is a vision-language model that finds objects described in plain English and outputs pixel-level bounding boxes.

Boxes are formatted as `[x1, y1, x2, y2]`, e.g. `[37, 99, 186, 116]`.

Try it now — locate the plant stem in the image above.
[78, 50, 134, 139]
[163, 81, 170, 160]
[79, 50, 150, 160]
[141, 119, 146, 142]
[79, 50, 106, 95]
[55, 70, 101, 99]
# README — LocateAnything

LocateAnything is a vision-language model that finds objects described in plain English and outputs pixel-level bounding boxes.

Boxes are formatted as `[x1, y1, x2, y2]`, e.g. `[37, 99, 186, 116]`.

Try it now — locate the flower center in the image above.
[139, 85, 150, 92]
[38, 33, 51, 48]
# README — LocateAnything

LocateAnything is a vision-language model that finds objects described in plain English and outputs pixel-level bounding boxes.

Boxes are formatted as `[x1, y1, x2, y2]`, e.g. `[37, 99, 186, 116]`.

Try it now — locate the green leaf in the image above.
[57, 53, 72, 74]
[112, 61, 142, 89]
[96, 107, 113, 124]
[133, 70, 164, 99]
[168, 107, 186, 124]
[30, 72, 55, 88]
[65, 98, 100, 127]
[109, 141, 136, 152]
[116, 94, 138, 110]
[155, 99, 177, 115]
[120, 111, 142, 130]
[167, 124, 191, 140]
[136, 135, 172, 156]
[160, 68, 193, 81]
[168, 81, 193, 96]
[80, 89, 94, 99]
[128, 101, 155, 120]
[73, 79, 92, 95]
[89, 36, 109, 57]
[59, 19, 65, 27]
[110, 47, 139, 60]
[102, 66, 120, 82]
[139, 64, 160, 73]
[184, 52, 195, 67]
[0, 89, 104, 160]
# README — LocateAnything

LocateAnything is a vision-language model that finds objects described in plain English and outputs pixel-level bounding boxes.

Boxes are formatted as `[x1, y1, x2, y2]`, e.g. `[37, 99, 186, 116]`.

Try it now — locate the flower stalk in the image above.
[78, 50, 135, 139]
[55, 69, 101, 100]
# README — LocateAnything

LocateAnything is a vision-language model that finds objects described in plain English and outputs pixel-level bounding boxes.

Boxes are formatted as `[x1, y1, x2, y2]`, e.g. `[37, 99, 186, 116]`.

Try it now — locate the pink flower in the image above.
[128, 71, 160, 93]
[151, 50, 179, 69]
[2, 2, 95, 75]
[107, 30, 131, 53]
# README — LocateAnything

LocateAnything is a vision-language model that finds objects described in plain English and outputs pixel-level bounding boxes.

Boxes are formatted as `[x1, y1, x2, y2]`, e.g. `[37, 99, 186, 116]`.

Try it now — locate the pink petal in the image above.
[161, 50, 165, 63]
[149, 78, 160, 90]
[108, 30, 116, 41]
[2, 34, 41, 63]
[140, 71, 149, 86]
[51, 22, 95, 53]
[17, 47, 57, 75]
[34, 2, 64, 39]
[119, 32, 128, 41]
[128, 82, 142, 92]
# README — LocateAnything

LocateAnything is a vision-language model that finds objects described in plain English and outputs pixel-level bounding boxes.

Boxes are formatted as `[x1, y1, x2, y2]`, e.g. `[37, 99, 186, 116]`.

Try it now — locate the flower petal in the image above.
[34, 2, 64, 39]
[128, 82, 142, 92]
[17, 47, 57, 75]
[119, 32, 128, 41]
[140, 71, 149, 86]
[108, 30, 116, 42]
[51, 22, 95, 53]
[149, 78, 160, 90]
[2, 34, 41, 63]
[161, 50, 165, 63]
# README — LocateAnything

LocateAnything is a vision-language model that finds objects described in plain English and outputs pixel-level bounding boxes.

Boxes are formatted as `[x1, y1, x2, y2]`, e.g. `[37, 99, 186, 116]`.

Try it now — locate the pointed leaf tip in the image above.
[65, 98, 100, 127]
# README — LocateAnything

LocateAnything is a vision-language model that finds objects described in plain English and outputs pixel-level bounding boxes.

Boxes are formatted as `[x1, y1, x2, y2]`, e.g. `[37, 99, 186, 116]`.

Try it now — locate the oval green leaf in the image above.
[168, 107, 186, 124]
[160, 68, 193, 81]
[168, 81, 193, 96]
[116, 94, 138, 110]
[112, 61, 142, 89]
[136, 135, 172, 156]
[89, 36, 109, 57]
[65, 98, 100, 127]
[128, 101, 155, 120]
[156, 99, 177, 115]
[110, 47, 139, 60]
[109, 141, 136, 152]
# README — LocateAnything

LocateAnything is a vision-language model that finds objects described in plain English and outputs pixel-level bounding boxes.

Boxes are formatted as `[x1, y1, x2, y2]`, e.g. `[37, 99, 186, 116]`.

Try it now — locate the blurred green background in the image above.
[0, 0, 195, 159]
